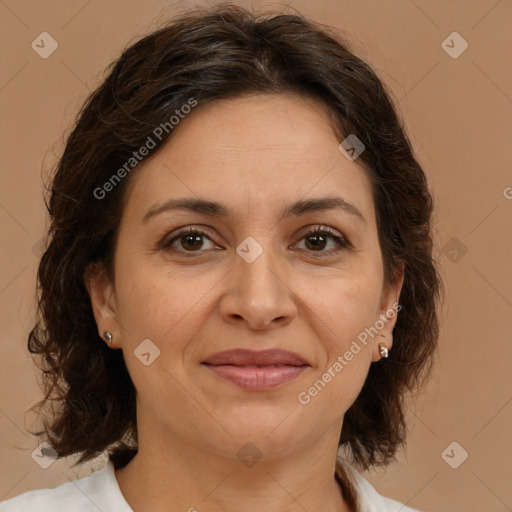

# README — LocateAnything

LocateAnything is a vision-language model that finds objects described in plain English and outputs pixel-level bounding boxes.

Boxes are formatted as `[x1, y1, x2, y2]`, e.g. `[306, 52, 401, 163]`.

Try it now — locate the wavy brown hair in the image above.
[28, 3, 443, 473]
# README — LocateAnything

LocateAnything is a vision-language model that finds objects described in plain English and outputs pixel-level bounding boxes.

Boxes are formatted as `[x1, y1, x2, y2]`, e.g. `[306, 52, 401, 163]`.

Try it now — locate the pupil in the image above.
[306, 234, 326, 251]
[183, 234, 202, 250]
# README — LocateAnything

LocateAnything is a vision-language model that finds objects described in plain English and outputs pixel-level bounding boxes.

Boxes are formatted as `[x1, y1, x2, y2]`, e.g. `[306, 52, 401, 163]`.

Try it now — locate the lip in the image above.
[203, 365, 309, 389]
[202, 348, 309, 366]
[201, 349, 310, 390]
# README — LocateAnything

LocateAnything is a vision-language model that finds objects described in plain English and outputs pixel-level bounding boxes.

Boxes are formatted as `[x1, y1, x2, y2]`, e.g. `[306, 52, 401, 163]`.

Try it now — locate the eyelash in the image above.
[160, 225, 350, 257]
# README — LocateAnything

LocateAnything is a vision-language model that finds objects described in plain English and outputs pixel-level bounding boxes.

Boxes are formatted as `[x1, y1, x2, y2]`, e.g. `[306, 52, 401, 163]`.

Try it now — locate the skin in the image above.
[85, 92, 404, 512]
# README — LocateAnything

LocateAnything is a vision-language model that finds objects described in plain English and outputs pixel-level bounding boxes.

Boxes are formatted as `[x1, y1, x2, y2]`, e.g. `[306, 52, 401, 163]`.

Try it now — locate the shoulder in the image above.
[336, 457, 422, 512]
[0, 463, 116, 512]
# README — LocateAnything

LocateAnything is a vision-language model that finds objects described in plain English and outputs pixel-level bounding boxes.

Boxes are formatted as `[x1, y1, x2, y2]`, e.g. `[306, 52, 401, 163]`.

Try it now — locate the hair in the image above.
[28, 2, 443, 474]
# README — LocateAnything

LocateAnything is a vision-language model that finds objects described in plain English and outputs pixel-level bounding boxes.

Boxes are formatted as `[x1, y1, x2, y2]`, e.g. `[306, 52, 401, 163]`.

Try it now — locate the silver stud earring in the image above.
[378, 343, 389, 358]
[104, 331, 113, 345]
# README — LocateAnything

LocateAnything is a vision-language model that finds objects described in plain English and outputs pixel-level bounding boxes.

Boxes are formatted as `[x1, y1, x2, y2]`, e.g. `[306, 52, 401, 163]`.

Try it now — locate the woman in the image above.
[0, 4, 443, 511]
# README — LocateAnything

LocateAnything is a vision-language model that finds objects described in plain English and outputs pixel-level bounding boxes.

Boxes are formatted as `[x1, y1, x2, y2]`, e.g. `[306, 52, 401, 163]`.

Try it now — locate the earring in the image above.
[378, 343, 389, 358]
[104, 331, 113, 345]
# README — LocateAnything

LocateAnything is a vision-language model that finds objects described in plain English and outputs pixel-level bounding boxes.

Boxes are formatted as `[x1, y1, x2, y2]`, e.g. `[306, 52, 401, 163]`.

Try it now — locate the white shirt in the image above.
[0, 458, 420, 511]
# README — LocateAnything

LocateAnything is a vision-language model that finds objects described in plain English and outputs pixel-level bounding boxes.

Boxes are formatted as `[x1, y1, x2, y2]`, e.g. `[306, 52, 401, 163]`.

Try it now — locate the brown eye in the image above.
[294, 226, 350, 255]
[161, 227, 217, 253]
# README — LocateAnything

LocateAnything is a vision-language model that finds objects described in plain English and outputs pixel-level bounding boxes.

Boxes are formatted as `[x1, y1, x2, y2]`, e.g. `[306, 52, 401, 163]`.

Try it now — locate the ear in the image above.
[83, 261, 119, 348]
[371, 260, 406, 362]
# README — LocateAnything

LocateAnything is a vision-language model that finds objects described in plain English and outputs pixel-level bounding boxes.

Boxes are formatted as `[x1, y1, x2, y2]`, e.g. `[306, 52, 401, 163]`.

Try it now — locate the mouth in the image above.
[201, 349, 310, 390]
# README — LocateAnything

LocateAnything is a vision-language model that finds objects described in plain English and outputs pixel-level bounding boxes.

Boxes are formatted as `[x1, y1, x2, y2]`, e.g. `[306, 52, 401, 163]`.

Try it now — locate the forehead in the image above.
[122, 93, 375, 225]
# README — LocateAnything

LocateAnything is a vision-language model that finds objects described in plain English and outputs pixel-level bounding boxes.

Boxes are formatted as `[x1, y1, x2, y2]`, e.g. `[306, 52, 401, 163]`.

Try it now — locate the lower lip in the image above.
[202, 364, 309, 389]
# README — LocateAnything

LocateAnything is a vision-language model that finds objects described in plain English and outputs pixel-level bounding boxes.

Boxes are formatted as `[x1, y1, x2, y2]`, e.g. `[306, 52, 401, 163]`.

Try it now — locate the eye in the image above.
[160, 227, 218, 254]
[293, 226, 350, 256]
[160, 225, 350, 256]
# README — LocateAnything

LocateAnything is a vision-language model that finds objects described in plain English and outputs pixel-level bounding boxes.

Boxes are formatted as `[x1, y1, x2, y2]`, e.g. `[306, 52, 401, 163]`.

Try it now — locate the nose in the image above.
[218, 240, 297, 331]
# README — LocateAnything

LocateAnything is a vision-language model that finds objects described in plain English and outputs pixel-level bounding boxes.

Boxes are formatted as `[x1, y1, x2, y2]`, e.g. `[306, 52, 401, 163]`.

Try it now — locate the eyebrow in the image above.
[142, 196, 366, 225]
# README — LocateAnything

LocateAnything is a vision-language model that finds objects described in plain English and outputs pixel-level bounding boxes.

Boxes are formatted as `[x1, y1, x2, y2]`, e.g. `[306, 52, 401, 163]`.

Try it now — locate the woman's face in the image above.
[87, 93, 403, 460]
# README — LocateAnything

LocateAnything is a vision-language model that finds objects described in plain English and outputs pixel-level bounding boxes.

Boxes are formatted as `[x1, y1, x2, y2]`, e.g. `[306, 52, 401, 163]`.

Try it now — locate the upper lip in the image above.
[202, 349, 309, 366]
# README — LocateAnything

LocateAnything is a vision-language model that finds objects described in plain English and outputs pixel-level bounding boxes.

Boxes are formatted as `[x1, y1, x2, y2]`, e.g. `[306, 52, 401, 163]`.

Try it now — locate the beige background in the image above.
[1, 1, 511, 511]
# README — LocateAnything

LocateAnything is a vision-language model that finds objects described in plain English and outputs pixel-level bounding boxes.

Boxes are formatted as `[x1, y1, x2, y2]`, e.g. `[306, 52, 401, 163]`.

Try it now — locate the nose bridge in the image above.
[222, 233, 295, 327]
[236, 234, 284, 298]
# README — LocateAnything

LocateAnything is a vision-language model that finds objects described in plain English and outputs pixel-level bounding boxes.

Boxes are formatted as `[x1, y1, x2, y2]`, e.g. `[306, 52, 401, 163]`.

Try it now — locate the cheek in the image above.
[112, 261, 212, 397]
[307, 265, 383, 346]
[338, 282, 382, 342]
[113, 254, 216, 348]
[297, 276, 380, 414]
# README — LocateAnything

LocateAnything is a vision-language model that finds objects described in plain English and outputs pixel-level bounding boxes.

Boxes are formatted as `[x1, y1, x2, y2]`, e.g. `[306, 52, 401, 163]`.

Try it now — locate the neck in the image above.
[114, 422, 354, 511]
